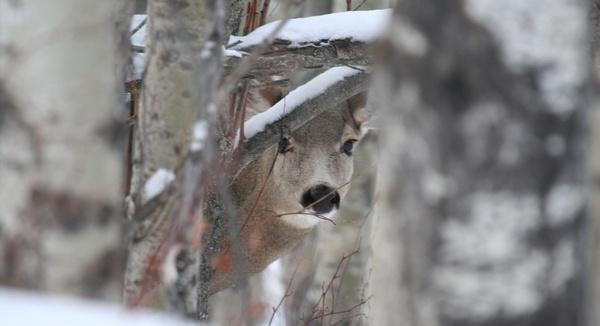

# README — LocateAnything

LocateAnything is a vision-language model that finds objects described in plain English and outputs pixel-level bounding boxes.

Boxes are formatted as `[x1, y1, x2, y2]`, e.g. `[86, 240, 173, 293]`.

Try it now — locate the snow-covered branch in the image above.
[224, 39, 371, 80]
[131, 10, 390, 80]
[234, 66, 369, 176]
[224, 9, 389, 80]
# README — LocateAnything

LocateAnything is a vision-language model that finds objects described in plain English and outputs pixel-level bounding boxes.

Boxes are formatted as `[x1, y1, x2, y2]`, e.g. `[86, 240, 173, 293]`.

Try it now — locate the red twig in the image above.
[239, 148, 279, 232]
[260, 0, 271, 26]
[304, 297, 371, 324]
[311, 250, 358, 314]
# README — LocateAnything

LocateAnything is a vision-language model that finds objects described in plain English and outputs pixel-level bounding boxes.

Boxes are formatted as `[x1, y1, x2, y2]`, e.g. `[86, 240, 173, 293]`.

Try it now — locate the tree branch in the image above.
[233, 69, 369, 178]
[224, 39, 371, 80]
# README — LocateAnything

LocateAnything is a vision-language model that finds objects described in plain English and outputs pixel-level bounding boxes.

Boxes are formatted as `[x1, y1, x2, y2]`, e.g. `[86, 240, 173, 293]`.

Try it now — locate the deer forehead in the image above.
[293, 109, 355, 145]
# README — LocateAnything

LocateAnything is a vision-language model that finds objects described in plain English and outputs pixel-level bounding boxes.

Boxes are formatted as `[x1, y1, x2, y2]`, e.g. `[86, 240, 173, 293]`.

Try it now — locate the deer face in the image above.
[210, 92, 367, 294]
[233, 92, 368, 231]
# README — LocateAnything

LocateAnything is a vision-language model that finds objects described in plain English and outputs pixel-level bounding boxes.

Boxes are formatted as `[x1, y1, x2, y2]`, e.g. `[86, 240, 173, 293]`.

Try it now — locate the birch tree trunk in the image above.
[369, 1, 592, 325]
[123, 0, 226, 318]
[0, 0, 131, 300]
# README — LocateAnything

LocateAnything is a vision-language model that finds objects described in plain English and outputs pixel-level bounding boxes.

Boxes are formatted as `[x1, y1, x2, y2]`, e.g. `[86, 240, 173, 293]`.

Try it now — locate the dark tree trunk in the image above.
[369, 1, 593, 325]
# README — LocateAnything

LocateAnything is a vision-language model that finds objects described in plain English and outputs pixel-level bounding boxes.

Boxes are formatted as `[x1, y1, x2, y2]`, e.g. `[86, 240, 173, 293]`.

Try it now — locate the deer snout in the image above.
[301, 184, 341, 214]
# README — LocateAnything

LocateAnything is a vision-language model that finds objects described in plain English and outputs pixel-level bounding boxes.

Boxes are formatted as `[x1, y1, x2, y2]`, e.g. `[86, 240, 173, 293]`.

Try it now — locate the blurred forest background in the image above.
[0, 0, 598, 325]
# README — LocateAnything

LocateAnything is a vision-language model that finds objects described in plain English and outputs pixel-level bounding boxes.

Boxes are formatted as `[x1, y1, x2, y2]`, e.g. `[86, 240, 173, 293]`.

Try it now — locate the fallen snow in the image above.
[144, 168, 175, 200]
[229, 9, 392, 49]
[243, 66, 361, 140]
[0, 288, 196, 326]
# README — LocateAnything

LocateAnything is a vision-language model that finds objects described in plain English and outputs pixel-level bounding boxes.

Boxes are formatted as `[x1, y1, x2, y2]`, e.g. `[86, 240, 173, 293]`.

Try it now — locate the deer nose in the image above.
[301, 185, 341, 214]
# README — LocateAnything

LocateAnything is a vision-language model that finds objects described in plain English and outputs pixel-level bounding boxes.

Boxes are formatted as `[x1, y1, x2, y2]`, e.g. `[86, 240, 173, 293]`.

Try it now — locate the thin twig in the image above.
[239, 148, 279, 232]
[268, 265, 297, 326]
[130, 17, 147, 36]
[353, 0, 368, 11]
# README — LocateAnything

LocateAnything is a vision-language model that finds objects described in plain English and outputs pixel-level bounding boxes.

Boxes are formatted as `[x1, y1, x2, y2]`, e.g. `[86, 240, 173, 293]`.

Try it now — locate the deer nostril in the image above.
[301, 185, 340, 215]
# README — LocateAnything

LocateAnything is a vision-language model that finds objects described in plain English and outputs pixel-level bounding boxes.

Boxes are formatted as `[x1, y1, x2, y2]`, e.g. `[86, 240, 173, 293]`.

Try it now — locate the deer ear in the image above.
[346, 92, 369, 130]
[259, 87, 284, 106]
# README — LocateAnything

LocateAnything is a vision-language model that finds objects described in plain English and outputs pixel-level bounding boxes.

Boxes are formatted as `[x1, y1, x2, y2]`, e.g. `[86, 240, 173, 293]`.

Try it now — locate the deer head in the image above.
[210, 89, 368, 294]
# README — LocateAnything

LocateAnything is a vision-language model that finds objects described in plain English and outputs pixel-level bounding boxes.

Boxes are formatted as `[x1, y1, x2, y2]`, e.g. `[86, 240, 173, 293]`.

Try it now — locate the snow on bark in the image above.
[190, 120, 210, 152]
[243, 66, 361, 139]
[143, 169, 175, 200]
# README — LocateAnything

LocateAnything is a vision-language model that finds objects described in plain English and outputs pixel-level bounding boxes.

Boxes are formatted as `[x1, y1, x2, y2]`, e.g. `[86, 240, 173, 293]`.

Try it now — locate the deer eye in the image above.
[341, 139, 357, 156]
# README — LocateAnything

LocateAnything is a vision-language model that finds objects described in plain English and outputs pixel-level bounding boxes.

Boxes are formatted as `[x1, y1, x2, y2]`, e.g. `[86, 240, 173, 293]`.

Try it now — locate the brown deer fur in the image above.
[210, 88, 368, 294]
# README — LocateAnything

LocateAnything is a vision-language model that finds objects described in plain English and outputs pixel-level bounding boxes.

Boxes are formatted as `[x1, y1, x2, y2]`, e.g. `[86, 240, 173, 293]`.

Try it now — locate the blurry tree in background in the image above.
[0, 0, 132, 300]
[370, 0, 593, 325]
[1, 0, 600, 325]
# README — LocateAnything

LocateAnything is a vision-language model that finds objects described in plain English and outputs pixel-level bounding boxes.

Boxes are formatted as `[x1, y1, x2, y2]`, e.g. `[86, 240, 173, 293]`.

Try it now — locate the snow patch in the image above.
[190, 120, 209, 152]
[144, 169, 175, 200]
[243, 66, 361, 140]
[464, 0, 587, 114]
[261, 260, 286, 326]
[200, 41, 216, 59]
[229, 9, 392, 49]
[130, 15, 146, 47]
[223, 46, 244, 58]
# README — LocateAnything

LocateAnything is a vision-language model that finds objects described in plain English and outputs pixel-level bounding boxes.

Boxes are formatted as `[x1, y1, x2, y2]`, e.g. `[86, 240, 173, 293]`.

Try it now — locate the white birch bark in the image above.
[0, 0, 130, 299]
[123, 0, 223, 311]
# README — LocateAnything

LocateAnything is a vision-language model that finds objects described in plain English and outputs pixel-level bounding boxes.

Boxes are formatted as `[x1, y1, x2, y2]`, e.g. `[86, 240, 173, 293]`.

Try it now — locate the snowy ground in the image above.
[0, 288, 196, 326]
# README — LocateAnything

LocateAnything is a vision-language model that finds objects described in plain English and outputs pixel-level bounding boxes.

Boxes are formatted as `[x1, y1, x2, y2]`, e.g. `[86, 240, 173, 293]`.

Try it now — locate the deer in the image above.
[207, 88, 369, 295]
